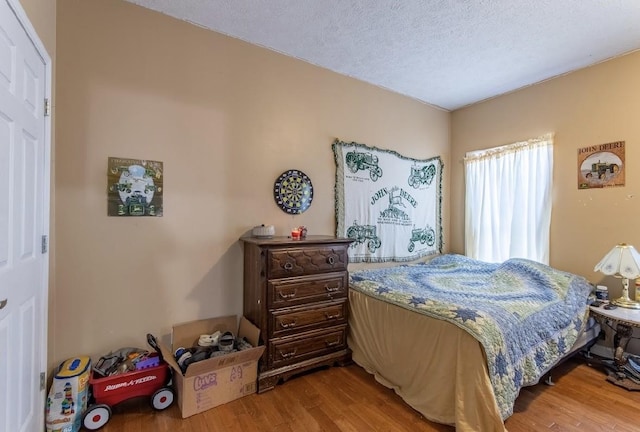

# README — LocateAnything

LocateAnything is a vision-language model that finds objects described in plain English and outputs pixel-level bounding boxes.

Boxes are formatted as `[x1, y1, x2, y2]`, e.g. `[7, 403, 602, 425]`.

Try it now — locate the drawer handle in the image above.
[279, 290, 297, 299]
[325, 340, 341, 347]
[324, 312, 339, 320]
[327, 256, 335, 265]
[283, 262, 293, 271]
[281, 349, 297, 359]
[325, 285, 340, 293]
[280, 320, 297, 329]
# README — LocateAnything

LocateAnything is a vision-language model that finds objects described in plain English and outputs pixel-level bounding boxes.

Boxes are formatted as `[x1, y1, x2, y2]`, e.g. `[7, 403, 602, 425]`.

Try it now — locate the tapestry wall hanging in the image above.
[107, 157, 163, 216]
[333, 139, 443, 263]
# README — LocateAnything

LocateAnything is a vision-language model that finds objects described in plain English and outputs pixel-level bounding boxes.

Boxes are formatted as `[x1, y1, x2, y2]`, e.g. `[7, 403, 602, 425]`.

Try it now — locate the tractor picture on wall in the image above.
[408, 163, 437, 189]
[408, 226, 435, 252]
[585, 161, 620, 180]
[346, 221, 382, 253]
[345, 150, 383, 181]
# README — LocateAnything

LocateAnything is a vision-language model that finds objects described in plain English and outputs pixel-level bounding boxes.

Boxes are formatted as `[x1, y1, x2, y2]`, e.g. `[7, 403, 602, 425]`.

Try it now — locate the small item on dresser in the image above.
[252, 224, 275, 239]
[291, 228, 301, 240]
[604, 303, 618, 310]
[298, 226, 307, 239]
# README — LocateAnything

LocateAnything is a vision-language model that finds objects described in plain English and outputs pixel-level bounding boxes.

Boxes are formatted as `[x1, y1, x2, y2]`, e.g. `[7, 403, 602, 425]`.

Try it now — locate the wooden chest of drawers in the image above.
[241, 235, 353, 392]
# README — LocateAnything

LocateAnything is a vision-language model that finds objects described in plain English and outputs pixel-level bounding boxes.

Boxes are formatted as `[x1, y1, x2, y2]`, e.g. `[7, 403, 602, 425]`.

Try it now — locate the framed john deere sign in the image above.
[107, 157, 164, 216]
[333, 139, 443, 263]
[577, 141, 625, 189]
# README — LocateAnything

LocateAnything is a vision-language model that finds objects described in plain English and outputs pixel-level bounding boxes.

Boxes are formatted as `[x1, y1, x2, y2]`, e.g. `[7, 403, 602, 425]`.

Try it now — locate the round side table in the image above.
[589, 304, 640, 389]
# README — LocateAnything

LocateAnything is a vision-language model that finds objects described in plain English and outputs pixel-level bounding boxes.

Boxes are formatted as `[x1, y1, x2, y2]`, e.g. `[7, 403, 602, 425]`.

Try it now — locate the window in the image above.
[464, 134, 553, 264]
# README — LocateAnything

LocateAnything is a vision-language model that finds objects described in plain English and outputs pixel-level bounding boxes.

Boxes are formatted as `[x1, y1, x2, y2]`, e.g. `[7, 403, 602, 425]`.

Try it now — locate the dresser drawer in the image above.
[268, 272, 347, 308]
[270, 300, 348, 338]
[268, 245, 348, 278]
[269, 325, 347, 368]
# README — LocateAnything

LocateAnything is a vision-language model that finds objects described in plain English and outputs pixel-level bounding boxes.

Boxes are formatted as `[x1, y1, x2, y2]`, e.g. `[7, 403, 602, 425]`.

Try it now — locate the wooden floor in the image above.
[97, 358, 640, 432]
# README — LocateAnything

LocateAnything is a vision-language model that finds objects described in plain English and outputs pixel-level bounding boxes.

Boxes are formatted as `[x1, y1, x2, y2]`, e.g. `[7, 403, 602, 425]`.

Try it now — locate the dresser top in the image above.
[240, 235, 353, 246]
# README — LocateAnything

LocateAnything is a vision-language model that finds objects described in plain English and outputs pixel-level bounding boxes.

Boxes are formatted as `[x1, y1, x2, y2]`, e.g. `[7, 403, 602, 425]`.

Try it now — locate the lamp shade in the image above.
[594, 243, 640, 279]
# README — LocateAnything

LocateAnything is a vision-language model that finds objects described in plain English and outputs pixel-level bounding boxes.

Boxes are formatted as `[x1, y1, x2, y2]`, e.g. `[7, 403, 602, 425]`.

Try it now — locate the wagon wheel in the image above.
[370, 166, 382, 182]
[82, 404, 112, 430]
[151, 387, 175, 410]
[585, 172, 593, 178]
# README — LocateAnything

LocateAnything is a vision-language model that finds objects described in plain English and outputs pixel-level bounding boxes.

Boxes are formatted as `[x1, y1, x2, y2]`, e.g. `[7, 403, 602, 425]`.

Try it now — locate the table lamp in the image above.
[594, 243, 640, 309]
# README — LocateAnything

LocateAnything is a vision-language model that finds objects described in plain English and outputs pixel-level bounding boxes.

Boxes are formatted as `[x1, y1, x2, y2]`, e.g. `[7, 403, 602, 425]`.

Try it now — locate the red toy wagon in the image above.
[82, 336, 174, 430]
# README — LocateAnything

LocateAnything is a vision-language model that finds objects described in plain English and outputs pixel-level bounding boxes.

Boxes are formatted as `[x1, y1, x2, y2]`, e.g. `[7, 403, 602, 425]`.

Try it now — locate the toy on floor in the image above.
[82, 334, 174, 430]
[45, 356, 91, 432]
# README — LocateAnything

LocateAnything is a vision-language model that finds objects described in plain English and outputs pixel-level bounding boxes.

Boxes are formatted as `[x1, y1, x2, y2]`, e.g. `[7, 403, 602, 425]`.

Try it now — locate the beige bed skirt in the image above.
[348, 289, 507, 432]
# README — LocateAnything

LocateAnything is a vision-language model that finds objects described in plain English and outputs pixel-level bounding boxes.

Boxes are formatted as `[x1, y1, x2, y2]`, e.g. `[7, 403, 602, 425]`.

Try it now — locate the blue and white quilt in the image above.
[349, 254, 592, 419]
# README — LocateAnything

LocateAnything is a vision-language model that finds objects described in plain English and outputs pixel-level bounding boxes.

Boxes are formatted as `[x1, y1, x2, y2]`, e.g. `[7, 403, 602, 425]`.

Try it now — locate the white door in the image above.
[0, 0, 51, 431]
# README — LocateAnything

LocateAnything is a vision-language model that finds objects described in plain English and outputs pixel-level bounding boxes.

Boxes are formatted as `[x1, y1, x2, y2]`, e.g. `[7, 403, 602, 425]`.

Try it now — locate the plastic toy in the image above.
[45, 356, 91, 432]
[82, 335, 174, 430]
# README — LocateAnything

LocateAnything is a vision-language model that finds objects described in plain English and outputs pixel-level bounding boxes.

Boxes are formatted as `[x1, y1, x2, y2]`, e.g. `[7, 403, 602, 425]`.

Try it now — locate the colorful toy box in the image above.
[45, 356, 91, 432]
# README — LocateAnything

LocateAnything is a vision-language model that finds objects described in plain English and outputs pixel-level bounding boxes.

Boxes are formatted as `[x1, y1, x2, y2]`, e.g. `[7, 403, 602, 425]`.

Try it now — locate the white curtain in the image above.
[464, 134, 553, 264]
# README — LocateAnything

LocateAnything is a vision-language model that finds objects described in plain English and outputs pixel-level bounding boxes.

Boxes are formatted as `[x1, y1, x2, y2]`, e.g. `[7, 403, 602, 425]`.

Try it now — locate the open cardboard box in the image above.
[157, 315, 265, 418]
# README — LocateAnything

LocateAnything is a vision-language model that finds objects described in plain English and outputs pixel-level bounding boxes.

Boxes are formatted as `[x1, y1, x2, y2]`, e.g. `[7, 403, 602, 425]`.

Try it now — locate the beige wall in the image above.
[19, 0, 55, 56]
[53, 0, 450, 365]
[451, 51, 640, 298]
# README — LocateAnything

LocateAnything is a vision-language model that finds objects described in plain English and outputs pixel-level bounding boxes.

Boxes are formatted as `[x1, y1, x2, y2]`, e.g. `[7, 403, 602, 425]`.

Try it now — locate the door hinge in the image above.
[44, 98, 50, 117]
[41, 235, 48, 254]
[40, 372, 46, 391]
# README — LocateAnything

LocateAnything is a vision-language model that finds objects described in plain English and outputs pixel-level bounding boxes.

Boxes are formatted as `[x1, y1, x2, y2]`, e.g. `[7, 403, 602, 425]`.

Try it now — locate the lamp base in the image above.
[611, 297, 640, 309]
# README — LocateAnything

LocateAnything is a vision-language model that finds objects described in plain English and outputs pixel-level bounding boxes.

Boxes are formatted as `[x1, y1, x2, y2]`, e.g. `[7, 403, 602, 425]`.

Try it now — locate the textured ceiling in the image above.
[124, 0, 640, 111]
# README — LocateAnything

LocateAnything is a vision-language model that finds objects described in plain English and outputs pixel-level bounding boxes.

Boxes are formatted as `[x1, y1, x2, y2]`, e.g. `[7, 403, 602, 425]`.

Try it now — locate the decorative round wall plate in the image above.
[273, 169, 314, 214]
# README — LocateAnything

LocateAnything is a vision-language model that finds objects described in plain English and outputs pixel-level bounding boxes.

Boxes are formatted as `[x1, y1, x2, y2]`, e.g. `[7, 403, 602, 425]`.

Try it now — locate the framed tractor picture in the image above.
[577, 141, 625, 189]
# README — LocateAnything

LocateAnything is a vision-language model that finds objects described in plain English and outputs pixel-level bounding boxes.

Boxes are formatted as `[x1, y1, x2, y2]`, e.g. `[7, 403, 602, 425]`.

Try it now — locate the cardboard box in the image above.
[157, 315, 265, 418]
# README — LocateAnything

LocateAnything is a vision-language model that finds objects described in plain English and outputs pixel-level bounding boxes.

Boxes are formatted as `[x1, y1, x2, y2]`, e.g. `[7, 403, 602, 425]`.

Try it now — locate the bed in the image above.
[348, 254, 598, 432]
